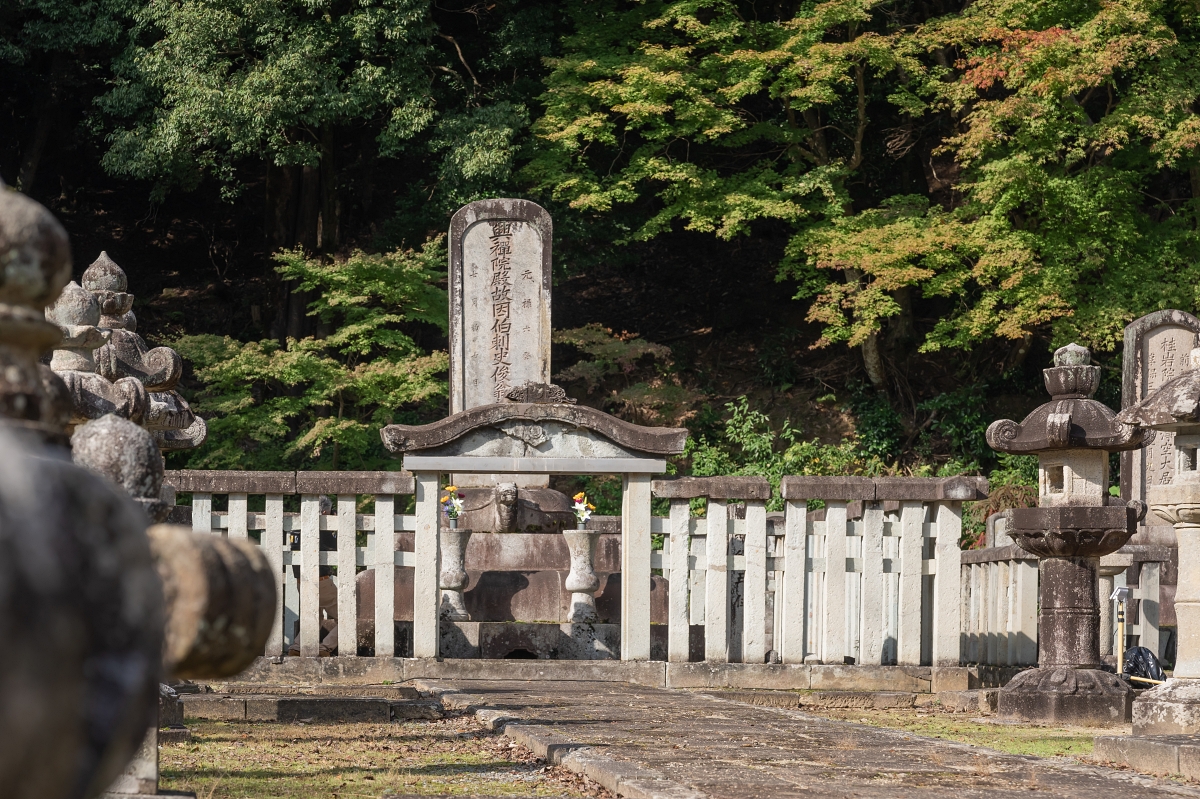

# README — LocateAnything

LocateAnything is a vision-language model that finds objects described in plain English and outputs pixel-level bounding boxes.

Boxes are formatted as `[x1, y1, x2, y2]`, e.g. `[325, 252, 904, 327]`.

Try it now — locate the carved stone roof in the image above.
[986, 344, 1144, 454]
[380, 402, 687, 456]
[1114, 350, 1200, 432]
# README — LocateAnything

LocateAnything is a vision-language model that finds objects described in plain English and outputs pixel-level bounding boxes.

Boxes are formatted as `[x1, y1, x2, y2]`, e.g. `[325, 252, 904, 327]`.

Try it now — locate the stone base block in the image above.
[100, 791, 195, 799]
[997, 667, 1131, 726]
[1133, 679, 1200, 735]
[440, 621, 621, 660]
[940, 689, 998, 714]
[1093, 734, 1200, 778]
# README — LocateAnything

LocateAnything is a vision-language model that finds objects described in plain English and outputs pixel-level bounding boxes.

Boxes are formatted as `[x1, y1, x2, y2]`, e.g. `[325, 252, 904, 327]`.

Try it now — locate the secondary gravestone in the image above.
[1121, 310, 1200, 544]
[448, 198, 553, 487]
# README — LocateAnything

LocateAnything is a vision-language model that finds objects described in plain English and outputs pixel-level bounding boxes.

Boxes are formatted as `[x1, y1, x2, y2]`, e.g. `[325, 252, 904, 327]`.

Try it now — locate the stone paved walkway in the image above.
[421, 680, 1200, 799]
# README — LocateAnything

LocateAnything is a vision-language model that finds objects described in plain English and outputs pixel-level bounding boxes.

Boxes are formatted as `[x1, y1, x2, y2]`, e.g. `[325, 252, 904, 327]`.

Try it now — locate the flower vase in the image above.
[562, 528, 600, 623]
[439, 527, 471, 621]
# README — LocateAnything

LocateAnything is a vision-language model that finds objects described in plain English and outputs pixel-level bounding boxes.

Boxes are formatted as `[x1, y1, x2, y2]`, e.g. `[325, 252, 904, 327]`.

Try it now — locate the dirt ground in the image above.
[160, 714, 611, 799]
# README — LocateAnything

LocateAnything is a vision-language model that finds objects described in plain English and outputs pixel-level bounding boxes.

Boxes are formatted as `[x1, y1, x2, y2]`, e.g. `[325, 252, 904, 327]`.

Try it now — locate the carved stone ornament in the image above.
[0, 184, 73, 443]
[1002, 505, 1138, 558]
[1115, 347, 1200, 433]
[505, 381, 576, 405]
[45, 280, 148, 430]
[987, 344, 1144, 454]
[380, 402, 687, 456]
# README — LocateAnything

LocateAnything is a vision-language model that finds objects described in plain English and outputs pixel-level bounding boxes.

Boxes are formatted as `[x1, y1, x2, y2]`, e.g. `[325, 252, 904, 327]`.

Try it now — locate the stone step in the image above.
[1094, 734, 1200, 779]
[197, 682, 420, 699]
[181, 694, 441, 723]
[706, 689, 931, 710]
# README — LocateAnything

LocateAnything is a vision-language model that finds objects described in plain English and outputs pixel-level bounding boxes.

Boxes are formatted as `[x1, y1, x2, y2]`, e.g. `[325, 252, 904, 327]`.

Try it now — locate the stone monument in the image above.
[449, 199, 551, 490]
[987, 343, 1144, 725]
[1121, 310, 1200, 543]
[1116, 347, 1200, 733]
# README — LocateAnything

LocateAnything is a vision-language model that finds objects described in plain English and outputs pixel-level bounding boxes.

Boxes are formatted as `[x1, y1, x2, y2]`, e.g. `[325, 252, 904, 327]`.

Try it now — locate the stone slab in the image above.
[164, 469, 296, 494]
[402, 455, 668, 474]
[182, 694, 439, 723]
[424, 679, 1200, 799]
[1094, 735, 1191, 777]
[651, 476, 771, 501]
[294, 470, 414, 495]
[810, 664, 931, 693]
[931, 666, 972, 693]
[940, 689, 999, 714]
[198, 682, 420, 699]
[666, 663, 812, 690]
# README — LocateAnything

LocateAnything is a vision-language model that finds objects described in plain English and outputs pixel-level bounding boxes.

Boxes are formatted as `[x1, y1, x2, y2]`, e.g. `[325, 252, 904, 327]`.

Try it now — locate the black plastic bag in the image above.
[1123, 646, 1167, 682]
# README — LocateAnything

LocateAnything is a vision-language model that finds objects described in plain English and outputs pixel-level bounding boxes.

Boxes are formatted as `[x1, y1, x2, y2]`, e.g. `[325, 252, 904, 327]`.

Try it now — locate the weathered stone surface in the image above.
[432, 679, 1193, 799]
[930, 666, 972, 693]
[998, 667, 1132, 726]
[1132, 679, 1200, 735]
[651, 476, 771, 500]
[1120, 310, 1200, 517]
[73, 414, 167, 520]
[381, 402, 687, 456]
[159, 685, 185, 728]
[1002, 506, 1136, 557]
[147, 525, 276, 679]
[989, 345, 1144, 455]
[0, 182, 72, 308]
[1094, 735, 1183, 776]
[939, 689, 998, 713]
[293, 470, 414, 495]
[0, 428, 163, 799]
[448, 200, 552, 414]
[780, 475, 877, 501]
[456, 485, 576, 533]
[164, 469, 298, 494]
[83, 254, 182, 392]
[872, 476, 989, 501]
[198, 682, 420, 699]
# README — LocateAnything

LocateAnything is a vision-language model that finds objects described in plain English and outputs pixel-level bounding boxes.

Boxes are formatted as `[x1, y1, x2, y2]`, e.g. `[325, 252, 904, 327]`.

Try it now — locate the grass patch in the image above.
[799, 707, 1100, 758]
[160, 716, 605, 798]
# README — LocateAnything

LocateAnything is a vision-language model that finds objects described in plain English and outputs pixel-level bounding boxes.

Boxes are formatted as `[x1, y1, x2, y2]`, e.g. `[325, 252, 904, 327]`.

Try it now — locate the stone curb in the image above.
[427, 685, 705, 799]
[704, 689, 922, 710]
[181, 694, 442, 723]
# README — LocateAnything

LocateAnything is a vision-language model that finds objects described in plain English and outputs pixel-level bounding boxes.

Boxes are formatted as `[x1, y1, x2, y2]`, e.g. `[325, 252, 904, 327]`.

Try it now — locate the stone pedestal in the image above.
[1129, 485, 1200, 733]
[439, 527, 472, 621]
[563, 528, 601, 623]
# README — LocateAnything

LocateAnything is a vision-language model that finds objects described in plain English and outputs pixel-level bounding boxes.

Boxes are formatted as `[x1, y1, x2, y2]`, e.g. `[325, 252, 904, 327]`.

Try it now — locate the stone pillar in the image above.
[1039, 556, 1101, 669]
[1099, 573, 1116, 658]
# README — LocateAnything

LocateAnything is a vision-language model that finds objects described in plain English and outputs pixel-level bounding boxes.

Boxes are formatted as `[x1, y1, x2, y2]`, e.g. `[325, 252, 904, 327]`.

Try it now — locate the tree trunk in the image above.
[845, 267, 889, 392]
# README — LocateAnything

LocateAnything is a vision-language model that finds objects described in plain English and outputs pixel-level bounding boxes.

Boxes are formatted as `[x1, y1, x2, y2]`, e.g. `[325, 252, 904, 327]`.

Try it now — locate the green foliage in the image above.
[917, 385, 991, 466]
[170, 240, 449, 470]
[687, 397, 887, 511]
[554, 323, 703, 426]
[847, 384, 904, 461]
[98, 0, 436, 198]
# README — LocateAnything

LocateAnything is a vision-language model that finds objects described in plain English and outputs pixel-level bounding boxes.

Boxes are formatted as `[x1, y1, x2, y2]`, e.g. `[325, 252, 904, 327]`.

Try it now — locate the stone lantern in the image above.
[987, 343, 1145, 725]
[1115, 347, 1200, 733]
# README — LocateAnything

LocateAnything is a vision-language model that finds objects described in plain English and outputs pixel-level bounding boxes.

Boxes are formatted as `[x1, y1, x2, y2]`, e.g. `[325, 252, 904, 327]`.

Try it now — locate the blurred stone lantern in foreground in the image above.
[987, 343, 1144, 725]
[1116, 347, 1200, 734]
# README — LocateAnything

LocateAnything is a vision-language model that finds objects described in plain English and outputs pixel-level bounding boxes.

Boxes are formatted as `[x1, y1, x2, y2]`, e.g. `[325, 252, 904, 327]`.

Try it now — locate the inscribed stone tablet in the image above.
[1121, 310, 1200, 520]
[449, 199, 551, 415]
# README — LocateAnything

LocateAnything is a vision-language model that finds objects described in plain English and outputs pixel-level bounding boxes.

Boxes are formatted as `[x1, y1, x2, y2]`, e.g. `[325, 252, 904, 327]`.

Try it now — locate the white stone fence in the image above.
[163, 470, 1051, 667]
